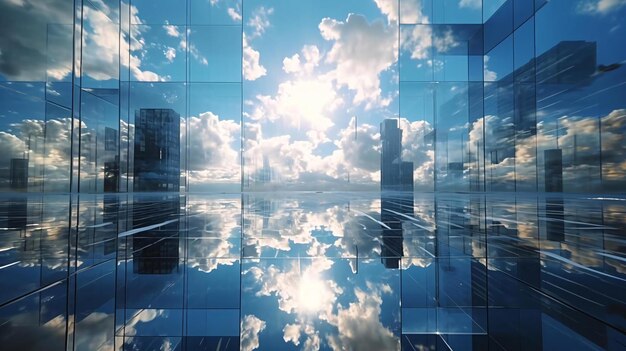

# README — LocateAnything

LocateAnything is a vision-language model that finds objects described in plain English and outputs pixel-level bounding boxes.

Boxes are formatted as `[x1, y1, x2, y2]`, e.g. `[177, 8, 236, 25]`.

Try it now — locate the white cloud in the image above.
[374, 0, 400, 23]
[228, 7, 242, 21]
[247, 77, 341, 131]
[245, 258, 340, 318]
[326, 283, 399, 351]
[374, 0, 428, 23]
[164, 47, 176, 62]
[186, 111, 241, 184]
[483, 55, 498, 81]
[185, 198, 241, 272]
[243, 33, 267, 81]
[283, 323, 302, 346]
[578, 0, 626, 14]
[242, 115, 437, 189]
[459, 0, 482, 9]
[282, 54, 301, 74]
[319, 14, 397, 109]
[401, 25, 458, 64]
[81, 1, 168, 82]
[247, 6, 274, 39]
[1, 117, 74, 189]
[282, 45, 322, 75]
[241, 315, 266, 351]
[163, 24, 181, 37]
[332, 117, 380, 174]
[398, 118, 434, 187]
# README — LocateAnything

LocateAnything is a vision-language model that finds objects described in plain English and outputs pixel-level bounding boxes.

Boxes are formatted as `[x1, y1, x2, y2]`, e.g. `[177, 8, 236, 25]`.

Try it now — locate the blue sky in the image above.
[0, 0, 625, 192]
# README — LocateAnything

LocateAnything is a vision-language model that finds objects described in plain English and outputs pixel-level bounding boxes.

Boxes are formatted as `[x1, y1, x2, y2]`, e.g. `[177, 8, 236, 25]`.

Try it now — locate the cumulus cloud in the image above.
[283, 323, 302, 346]
[243, 115, 436, 189]
[374, 0, 428, 23]
[81, 2, 170, 82]
[0, 0, 73, 81]
[466, 109, 626, 189]
[398, 118, 434, 187]
[0, 117, 74, 190]
[401, 25, 458, 62]
[578, 0, 626, 14]
[241, 315, 266, 351]
[241, 6, 273, 81]
[326, 283, 399, 351]
[245, 258, 340, 317]
[332, 117, 380, 173]
[282, 45, 322, 75]
[246, 76, 341, 131]
[243, 33, 267, 81]
[186, 111, 240, 183]
[319, 14, 397, 109]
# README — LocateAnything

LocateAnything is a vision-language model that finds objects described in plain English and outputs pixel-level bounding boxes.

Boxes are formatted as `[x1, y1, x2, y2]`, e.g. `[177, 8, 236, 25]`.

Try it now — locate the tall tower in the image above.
[133, 108, 181, 192]
[380, 119, 402, 191]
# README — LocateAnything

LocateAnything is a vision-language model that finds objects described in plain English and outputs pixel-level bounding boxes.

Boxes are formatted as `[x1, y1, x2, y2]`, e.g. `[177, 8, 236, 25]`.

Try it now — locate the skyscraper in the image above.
[381, 119, 402, 191]
[380, 119, 414, 268]
[133, 108, 181, 192]
[132, 109, 181, 274]
[380, 119, 414, 192]
[9, 158, 28, 190]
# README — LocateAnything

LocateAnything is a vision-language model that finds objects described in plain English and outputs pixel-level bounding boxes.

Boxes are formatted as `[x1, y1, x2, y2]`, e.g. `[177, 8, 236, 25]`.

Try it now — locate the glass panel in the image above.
[130, 0, 186, 25]
[128, 83, 186, 191]
[188, 83, 241, 191]
[188, 26, 242, 82]
[130, 25, 185, 82]
[189, 0, 243, 25]
[82, 0, 120, 88]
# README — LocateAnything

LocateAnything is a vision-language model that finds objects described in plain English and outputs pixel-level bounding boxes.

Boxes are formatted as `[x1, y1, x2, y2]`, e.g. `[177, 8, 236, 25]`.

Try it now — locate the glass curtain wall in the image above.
[0, 1, 625, 351]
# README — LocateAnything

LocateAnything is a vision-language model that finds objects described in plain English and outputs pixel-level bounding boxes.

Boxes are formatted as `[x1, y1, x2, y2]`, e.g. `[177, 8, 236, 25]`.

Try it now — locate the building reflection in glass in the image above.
[380, 119, 414, 269]
[133, 108, 181, 193]
[131, 108, 181, 274]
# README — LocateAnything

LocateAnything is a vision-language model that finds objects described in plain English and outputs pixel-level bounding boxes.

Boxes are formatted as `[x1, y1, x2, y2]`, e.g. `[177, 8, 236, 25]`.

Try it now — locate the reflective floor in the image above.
[0, 192, 625, 350]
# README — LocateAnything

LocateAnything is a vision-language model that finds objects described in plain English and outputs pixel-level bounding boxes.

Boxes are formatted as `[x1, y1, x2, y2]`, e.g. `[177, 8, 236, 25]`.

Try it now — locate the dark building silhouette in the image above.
[380, 119, 414, 192]
[10, 158, 28, 190]
[544, 149, 565, 241]
[544, 149, 563, 193]
[380, 119, 414, 268]
[133, 108, 180, 192]
[380, 194, 413, 269]
[0, 197, 28, 231]
[104, 157, 119, 193]
[132, 195, 181, 274]
[131, 108, 181, 274]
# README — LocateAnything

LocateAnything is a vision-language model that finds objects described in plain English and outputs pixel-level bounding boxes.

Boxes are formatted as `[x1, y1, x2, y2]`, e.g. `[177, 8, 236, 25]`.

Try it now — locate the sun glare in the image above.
[297, 272, 327, 313]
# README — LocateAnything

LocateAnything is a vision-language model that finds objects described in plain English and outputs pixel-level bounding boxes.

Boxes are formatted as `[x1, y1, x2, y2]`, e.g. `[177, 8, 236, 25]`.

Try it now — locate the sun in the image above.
[297, 271, 328, 313]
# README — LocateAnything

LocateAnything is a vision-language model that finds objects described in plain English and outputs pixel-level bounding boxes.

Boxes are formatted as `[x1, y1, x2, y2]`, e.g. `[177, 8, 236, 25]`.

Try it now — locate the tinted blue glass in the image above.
[514, 17, 534, 71]
[189, 26, 242, 82]
[130, 0, 186, 25]
[514, 0, 533, 29]
[484, 0, 513, 52]
[0, 0, 625, 350]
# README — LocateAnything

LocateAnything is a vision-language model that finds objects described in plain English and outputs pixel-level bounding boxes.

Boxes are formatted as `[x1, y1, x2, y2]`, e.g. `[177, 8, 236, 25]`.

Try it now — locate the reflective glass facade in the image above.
[0, 0, 625, 350]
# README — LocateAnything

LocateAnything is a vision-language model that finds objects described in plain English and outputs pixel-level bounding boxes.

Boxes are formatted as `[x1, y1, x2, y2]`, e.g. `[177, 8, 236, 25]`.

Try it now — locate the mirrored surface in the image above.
[1, 0, 625, 350]
[1, 193, 625, 350]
